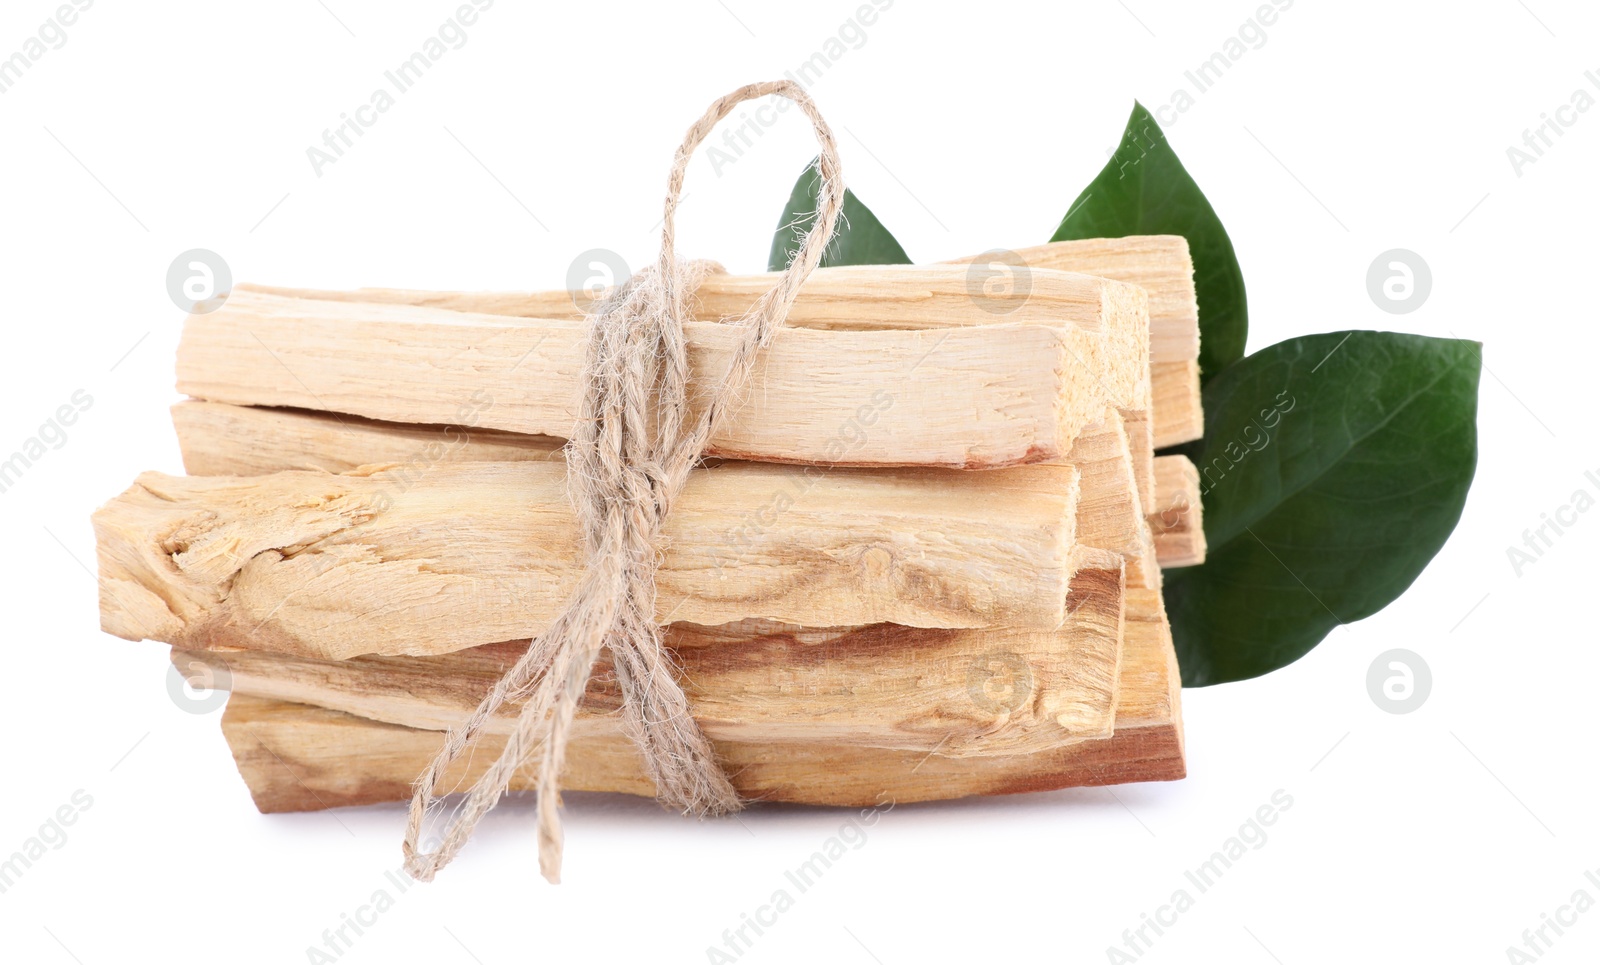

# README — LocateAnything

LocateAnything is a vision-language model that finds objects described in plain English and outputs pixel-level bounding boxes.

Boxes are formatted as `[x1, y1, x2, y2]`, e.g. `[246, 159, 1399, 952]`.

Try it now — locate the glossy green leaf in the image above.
[768, 158, 911, 271]
[1165, 332, 1481, 686]
[1052, 102, 1247, 383]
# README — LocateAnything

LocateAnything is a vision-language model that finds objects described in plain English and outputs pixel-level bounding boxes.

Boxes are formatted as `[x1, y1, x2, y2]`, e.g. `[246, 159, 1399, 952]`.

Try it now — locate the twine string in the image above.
[402, 79, 845, 884]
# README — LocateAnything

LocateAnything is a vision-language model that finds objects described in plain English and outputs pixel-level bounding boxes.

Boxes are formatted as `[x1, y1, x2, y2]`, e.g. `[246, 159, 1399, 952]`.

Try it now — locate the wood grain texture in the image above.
[198, 274, 1147, 470]
[987, 241, 1179, 511]
[1064, 407, 1158, 589]
[219, 587, 1182, 812]
[171, 400, 1161, 589]
[174, 558, 1124, 757]
[94, 460, 1082, 659]
[943, 238, 1204, 450]
[171, 401, 564, 477]
[1121, 394, 1156, 513]
[1150, 455, 1206, 568]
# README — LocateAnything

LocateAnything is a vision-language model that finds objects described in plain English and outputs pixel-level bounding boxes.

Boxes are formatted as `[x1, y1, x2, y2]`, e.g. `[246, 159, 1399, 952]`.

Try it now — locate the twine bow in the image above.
[402, 79, 846, 884]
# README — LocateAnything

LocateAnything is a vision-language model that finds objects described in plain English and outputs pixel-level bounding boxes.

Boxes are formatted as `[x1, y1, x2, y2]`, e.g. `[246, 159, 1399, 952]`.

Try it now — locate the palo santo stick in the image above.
[1150, 455, 1206, 568]
[1123, 407, 1156, 511]
[219, 587, 1181, 811]
[943, 236, 1198, 363]
[1121, 392, 1156, 514]
[195, 274, 1148, 469]
[244, 241, 1177, 357]
[241, 262, 1141, 335]
[94, 460, 1081, 660]
[171, 400, 1160, 588]
[1152, 359, 1204, 448]
[241, 245, 1193, 449]
[174, 555, 1124, 758]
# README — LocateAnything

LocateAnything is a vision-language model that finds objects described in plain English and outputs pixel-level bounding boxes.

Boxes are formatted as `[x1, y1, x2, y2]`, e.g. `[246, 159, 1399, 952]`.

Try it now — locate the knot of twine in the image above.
[403, 79, 845, 884]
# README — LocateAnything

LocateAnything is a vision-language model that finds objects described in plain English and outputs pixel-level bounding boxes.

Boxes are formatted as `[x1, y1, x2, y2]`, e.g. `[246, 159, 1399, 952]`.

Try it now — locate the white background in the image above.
[1, 1, 1595, 962]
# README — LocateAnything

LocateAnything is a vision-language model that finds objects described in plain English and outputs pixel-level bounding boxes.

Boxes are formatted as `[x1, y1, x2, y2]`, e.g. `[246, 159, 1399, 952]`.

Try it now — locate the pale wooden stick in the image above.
[244, 238, 1185, 356]
[174, 556, 1124, 758]
[1150, 455, 1206, 568]
[94, 460, 1082, 660]
[240, 261, 1139, 335]
[1152, 359, 1204, 448]
[170, 399, 1162, 587]
[1122, 396, 1156, 512]
[241, 240, 1202, 450]
[219, 587, 1180, 811]
[191, 274, 1147, 469]
[942, 237, 1197, 362]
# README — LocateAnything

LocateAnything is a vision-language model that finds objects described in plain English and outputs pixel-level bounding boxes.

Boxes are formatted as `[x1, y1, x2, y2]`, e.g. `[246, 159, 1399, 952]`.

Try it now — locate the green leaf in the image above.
[1052, 102, 1248, 383]
[1165, 332, 1481, 686]
[768, 159, 911, 271]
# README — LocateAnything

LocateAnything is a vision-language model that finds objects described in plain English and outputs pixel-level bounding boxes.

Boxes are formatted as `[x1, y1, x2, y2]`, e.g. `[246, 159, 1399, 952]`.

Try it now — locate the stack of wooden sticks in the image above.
[92, 235, 1206, 811]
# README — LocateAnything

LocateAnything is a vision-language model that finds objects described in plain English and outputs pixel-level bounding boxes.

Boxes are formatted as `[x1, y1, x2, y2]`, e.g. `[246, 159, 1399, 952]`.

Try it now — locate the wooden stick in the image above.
[246, 243, 1203, 451]
[1150, 455, 1206, 568]
[174, 556, 1124, 758]
[942, 237, 1197, 362]
[241, 241, 1203, 449]
[241, 261, 1141, 334]
[94, 460, 1084, 660]
[246, 238, 1187, 357]
[170, 399, 1163, 588]
[1152, 359, 1204, 448]
[195, 273, 1148, 469]
[219, 588, 1181, 811]
[1122, 396, 1156, 512]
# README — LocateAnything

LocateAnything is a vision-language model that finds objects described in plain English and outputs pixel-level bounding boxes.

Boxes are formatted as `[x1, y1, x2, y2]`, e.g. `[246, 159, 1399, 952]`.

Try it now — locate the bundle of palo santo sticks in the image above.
[93, 235, 1205, 814]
